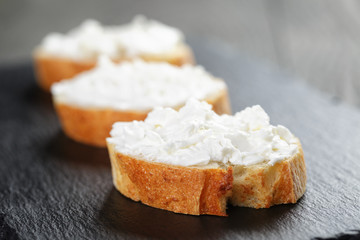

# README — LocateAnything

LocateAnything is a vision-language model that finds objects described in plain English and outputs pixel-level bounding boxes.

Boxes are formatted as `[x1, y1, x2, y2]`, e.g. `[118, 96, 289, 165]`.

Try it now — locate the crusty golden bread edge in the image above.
[230, 141, 306, 208]
[107, 140, 306, 216]
[107, 142, 233, 216]
[34, 44, 195, 91]
[53, 88, 231, 147]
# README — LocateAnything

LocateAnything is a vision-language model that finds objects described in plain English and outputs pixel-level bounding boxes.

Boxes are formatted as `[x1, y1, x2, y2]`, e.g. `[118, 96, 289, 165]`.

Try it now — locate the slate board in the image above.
[0, 38, 360, 240]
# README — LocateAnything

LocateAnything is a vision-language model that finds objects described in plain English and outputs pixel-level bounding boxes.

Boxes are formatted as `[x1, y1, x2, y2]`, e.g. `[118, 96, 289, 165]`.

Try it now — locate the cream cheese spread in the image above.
[51, 57, 227, 111]
[40, 15, 184, 60]
[107, 99, 299, 166]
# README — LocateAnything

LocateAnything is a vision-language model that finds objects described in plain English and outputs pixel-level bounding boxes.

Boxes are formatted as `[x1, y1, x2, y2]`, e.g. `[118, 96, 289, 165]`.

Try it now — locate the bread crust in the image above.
[230, 142, 306, 208]
[54, 104, 148, 147]
[107, 141, 306, 216]
[107, 143, 233, 216]
[53, 88, 231, 147]
[34, 44, 195, 91]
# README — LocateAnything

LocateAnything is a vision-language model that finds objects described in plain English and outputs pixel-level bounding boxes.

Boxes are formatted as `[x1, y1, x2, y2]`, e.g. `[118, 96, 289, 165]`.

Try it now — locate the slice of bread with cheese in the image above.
[34, 15, 194, 91]
[51, 58, 231, 147]
[107, 99, 306, 216]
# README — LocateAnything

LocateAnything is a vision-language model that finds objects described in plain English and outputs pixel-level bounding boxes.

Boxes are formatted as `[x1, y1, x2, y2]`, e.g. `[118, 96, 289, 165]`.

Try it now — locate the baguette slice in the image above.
[34, 44, 194, 91]
[106, 99, 306, 216]
[54, 89, 230, 147]
[34, 16, 194, 91]
[52, 59, 231, 147]
[108, 143, 233, 216]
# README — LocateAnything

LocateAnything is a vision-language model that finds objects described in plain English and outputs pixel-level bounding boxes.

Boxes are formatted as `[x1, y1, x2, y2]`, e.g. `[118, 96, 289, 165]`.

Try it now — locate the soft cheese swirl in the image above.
[51, 57, 226, 111]
[40, 15, 184, 60]
[107, 99, 299, 166]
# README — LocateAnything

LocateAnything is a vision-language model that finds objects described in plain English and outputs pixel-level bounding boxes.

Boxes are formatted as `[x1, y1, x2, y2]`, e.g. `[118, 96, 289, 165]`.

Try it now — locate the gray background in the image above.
[1, 0, 360, 106]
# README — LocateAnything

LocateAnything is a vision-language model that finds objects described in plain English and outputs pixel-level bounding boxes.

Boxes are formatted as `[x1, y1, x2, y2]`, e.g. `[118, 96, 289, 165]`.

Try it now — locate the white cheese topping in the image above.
[107, 99, 299, 167]
[51, 57, 226, 111]
[40, 15, 184, 60]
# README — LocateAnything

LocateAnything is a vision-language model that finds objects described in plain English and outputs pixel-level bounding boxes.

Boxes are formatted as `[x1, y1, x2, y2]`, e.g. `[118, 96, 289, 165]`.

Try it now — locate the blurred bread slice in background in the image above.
[34, 16, 194, 91]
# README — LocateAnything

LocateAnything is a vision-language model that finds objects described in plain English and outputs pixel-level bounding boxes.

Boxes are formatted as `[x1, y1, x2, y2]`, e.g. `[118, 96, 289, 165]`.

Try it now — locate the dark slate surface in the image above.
[0, 39, 360, 240]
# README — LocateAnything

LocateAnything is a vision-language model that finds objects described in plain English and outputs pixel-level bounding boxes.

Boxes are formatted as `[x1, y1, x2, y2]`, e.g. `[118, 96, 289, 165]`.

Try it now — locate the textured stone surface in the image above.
[0, 39, 360, 239]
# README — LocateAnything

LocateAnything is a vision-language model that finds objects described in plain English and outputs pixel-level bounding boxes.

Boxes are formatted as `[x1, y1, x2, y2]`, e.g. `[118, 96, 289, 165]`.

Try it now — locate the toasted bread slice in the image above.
[108, 142, 304, 216]
[54, 89, 230, 147]
[106, 99, 306, 216]
[34, 16, 194, 91]
[51, 59, 230, 147]
[34, 44, 194, 91]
